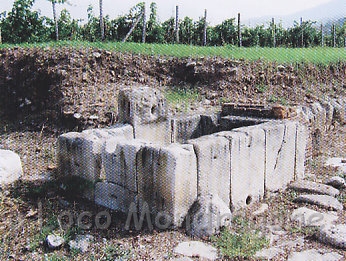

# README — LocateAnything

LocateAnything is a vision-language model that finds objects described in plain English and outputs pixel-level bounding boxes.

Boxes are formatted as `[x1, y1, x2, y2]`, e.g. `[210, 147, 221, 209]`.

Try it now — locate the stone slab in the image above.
[137, 143, 198, 227]
[294, 194, 343, 211]
[188, 135, 231, 207]
[325, 157, 346, 174]
[94, 182, 137, 213]
[290, 207, 338, 227]
[215, 125, 265, 210]
[0, 150, 23, 185]
[57, 132, 103, 182]
[102, 138, 146, 192]
[134, 121, 170, 144]
[289, 180, 340, 197]
[171, 115, 202, 144]
[319, 224, 346, 249]
[287, 249, 343, 261]
[295, 123, 307, 180]
[261, 121, 297, 192]
[326, 176, 346, 189]
[82, 124, 134, 140]
[173, 241, 218, 260]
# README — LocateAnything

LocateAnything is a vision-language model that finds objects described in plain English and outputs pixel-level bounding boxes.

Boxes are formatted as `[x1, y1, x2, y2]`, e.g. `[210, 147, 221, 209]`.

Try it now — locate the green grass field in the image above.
[1, 41, 345, 64]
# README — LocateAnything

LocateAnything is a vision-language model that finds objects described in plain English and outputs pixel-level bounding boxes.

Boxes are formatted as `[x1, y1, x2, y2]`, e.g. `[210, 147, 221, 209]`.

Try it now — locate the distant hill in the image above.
[245, 0, 345, 27]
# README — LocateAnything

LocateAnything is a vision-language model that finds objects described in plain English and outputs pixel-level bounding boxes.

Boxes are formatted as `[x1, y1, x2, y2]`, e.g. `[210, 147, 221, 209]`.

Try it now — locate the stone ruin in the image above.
[57, 86, 327, 237]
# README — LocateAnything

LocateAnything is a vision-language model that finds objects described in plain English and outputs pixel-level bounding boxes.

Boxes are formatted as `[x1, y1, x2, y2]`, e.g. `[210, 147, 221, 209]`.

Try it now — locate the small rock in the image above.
[277, 65, 286, 72]
[92, 52, 101, 58]
[185, 194, 232, 238]
[186, 61, 196, 68]
[290, 207, 338, 227]
[73, 113, 82, 119]
[203, 99, 212, 106]
[319, 224, 346, 249]
[174, 241, 218, 260]
[287, 249, 343, 261]
[88, 115, 99, 121]
[253, 203, 269, 216]
[69, 235, 94, 253]
[46, 235, 64, 249]
[289, 180, 340, 197]
[171, 258, 193, 261]
[293, 194, 343, 211]
[326, 176, 346, 189]
[255, 247, 284, 259]
[325, 157, 346, 173]
[0, 150, 23, 185]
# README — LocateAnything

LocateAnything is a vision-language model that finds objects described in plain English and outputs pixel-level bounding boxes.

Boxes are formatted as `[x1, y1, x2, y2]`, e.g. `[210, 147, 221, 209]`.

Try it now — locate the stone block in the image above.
[261, 121, 297, 192]
[95, 182, 137, 213]
[57, 132, 103, 182]
[83, 124, 134, 140]
[216, 125, 265, 210]
[136, 143, 197, 227]
[118, 87, 167, 125]
[134, 121, 170, 144]
[0, 150, 23, 185]
[295, 123, 307, 180]
[102, 138, 146, 192]
[171, 115, 202, 143]
[188, 135, 230, 207]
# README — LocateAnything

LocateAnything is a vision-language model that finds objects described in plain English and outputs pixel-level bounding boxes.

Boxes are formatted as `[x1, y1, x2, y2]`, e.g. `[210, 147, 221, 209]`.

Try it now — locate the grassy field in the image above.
[1, 41, 345, 64]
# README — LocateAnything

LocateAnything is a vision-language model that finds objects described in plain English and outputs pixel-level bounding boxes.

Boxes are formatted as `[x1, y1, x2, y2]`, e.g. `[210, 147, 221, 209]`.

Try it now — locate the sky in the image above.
[0, 0, 336, 25]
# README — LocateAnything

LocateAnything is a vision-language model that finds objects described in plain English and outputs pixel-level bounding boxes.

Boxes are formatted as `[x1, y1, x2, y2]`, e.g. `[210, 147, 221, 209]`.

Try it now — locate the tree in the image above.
[48, 0, 68, 41]
[0, 0, 51, 43]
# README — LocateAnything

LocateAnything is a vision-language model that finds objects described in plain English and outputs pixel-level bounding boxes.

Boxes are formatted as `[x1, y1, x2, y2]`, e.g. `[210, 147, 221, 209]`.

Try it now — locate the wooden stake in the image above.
[175, 5, 179, 43]
[122, 13, 143, 42]
[238, 13, 242, 47]
[142, 4, 146, 43]
[203, 9, 207, 46]
[272, 18, 276, 48]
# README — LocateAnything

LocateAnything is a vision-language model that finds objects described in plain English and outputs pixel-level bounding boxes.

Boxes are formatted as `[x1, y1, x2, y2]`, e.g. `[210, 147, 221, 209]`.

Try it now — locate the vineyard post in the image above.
[0, 27, 2, 44]
[100, 0, 105, 41]
[300, 17, 303, 47]
[321, 23, 324, 47]
[175, 5, 179, 43]
[122, 13, 143, 42]
[142, 4, 146, 43]
[332, 24, 336, 48]
[203, 9, 207, 46]
[272, 18, 276, 48]
[238, 13, 242, 47]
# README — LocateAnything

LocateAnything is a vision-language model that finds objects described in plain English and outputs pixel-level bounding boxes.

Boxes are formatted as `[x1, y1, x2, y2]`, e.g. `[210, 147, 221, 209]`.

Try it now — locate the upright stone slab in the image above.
[94, 182, 137, 213]
[0, 150, 23, 185]
[171, 115, 202, 144]
[136, 143, 197, 227]
[188, 135, 230, 207]
[118, 87, 168, 142]
[134, 121, 171, 144]
[216, 125, 265, 210]
[83, 124, 134, 140]
[261, 121, 297, 192]
[295, 123, 307, 180]
[102, 138, 146, 192]
[57, 132, 103, 182]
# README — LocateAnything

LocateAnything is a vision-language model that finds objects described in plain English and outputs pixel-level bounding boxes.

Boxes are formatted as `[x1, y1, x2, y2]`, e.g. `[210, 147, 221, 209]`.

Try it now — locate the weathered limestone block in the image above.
[0, 150, 23, 185]
[118, 87, 167, 125]
[102, 138, 146, 192]
[83, 124, 134, 140]
[171, 115, 202, 143]
[295, 123, 307, 180]
[188, 135, 230, 207]
[261, 121, 297, 192]
[136, 143, 197, 227]
[134, 121, 171, 144]
[216, 125, 265, 210]
[94, 182, 137, 213]
[57, 132, 103, 182]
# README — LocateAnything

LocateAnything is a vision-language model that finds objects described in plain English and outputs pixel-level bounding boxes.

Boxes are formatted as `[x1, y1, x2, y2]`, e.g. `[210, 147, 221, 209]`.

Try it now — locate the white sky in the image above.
[0, 0, 335, 25]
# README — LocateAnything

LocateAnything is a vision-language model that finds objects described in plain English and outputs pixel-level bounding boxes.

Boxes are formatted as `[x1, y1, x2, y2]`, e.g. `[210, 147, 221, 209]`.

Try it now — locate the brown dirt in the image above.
[0, 47, 345, 260]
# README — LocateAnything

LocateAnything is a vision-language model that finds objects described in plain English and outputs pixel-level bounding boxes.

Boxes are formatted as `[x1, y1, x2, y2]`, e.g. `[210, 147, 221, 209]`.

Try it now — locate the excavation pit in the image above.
[57, 87, 307, 233]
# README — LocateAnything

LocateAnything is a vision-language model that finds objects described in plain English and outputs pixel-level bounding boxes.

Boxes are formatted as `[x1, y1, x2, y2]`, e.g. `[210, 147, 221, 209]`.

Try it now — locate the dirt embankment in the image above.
[0, 47, 345, 130]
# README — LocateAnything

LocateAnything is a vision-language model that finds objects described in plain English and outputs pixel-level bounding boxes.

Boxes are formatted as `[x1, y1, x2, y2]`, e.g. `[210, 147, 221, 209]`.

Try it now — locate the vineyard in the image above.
[0, 0, 345, 47]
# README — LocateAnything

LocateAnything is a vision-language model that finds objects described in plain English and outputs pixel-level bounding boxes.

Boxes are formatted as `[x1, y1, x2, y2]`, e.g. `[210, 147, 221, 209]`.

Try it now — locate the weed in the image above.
[255, 84, 268, 93]
[212, 216, 269, 259]
[165, 87, 201, 111]
[101, 244, 131, 261]
[268, 95, 279, 103]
